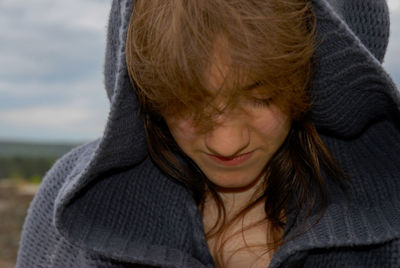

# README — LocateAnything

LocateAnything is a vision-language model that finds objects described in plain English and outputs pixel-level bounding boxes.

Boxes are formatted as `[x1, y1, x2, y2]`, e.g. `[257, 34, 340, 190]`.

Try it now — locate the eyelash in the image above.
[251, 97, 272, 107]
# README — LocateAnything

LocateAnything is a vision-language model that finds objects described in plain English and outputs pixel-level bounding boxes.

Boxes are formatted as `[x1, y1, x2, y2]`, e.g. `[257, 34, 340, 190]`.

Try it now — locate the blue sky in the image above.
[1, 0, 400, 143]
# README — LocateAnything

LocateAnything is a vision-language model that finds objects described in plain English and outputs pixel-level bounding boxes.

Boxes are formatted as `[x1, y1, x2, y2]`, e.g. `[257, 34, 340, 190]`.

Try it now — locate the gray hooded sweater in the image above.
[16, 0, 400, 267]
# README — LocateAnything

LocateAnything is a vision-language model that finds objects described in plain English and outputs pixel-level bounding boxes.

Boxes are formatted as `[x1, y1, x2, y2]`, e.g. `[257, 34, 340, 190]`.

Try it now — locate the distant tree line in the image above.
[0, 140, 79, 183]
[0, 156, 57, 183]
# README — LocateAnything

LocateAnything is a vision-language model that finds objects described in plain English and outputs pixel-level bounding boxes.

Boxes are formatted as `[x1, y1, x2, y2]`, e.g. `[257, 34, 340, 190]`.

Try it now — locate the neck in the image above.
[201, 172, 266, 233]
[214, 172, 266, 216]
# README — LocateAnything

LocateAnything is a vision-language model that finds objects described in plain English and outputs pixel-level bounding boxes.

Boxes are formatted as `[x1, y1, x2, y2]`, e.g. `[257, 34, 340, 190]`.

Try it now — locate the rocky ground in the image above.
[0, 180, 37, 268]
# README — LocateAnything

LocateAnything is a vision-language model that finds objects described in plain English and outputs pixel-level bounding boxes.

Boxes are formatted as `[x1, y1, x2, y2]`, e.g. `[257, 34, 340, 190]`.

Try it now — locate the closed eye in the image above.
[250, 97, 272, 107]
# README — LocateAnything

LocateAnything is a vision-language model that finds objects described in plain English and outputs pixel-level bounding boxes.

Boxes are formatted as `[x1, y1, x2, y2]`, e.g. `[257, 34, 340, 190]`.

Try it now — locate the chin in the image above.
[205, 170, 264, 191]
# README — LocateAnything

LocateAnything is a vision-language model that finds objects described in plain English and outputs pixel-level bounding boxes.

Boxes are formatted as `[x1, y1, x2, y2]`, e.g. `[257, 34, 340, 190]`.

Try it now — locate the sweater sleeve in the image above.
[302, 239, 400, 268]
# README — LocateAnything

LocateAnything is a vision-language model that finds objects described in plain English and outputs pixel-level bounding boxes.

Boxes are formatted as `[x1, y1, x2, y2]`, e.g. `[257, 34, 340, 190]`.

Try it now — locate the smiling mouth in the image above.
[206, 151, 254, 166]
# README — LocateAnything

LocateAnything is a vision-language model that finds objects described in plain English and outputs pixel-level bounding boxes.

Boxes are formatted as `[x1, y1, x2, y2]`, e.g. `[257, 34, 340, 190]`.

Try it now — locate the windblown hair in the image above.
[126, 0, 346, 266]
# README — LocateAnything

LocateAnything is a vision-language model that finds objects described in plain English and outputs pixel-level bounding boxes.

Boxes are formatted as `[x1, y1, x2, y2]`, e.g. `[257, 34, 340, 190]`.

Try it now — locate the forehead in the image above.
[204, 38, 251, 95]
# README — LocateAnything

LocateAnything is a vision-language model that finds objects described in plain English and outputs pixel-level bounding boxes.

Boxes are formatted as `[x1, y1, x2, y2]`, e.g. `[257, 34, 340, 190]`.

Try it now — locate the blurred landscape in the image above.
[0, 140, 79, 268]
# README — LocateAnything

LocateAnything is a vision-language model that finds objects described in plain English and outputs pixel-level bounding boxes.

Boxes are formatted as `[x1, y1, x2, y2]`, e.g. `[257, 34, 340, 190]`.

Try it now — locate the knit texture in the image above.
[16, 0, 400, 267]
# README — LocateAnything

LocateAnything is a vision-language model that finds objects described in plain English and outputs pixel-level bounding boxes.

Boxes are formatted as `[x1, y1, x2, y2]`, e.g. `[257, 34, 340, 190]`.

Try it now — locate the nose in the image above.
[205, 114, 250, 158]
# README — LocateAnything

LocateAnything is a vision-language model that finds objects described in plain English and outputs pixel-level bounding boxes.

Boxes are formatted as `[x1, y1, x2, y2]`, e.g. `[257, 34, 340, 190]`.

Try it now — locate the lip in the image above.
[206, 151, 254, 167]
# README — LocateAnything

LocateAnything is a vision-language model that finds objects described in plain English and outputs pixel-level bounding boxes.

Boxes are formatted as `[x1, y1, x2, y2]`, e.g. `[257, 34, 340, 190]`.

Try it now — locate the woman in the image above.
[16, 0, 400, 267]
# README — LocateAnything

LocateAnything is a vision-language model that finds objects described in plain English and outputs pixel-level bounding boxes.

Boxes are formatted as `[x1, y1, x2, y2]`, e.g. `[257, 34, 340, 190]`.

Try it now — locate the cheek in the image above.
[251, 107, 291, 140]
[167, 119, 199, 149]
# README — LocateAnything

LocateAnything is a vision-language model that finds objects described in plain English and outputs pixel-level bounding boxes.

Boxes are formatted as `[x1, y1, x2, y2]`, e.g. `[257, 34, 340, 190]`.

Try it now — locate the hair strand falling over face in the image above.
[126, 0, 348, 266]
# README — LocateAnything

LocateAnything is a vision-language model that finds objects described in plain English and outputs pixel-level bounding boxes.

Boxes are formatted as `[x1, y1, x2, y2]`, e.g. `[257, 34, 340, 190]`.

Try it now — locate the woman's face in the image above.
[164, 49, 291, 191]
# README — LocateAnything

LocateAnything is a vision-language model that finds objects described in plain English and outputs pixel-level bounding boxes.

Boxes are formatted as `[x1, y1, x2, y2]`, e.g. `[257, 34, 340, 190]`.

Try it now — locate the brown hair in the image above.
[126, 0, 347, 266]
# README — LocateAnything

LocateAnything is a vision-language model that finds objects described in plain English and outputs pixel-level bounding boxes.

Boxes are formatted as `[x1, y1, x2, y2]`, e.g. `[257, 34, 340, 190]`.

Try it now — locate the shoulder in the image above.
[27, 139, 101, 206]
[15, 139, 101, 268]
[303, 239, 400, 268]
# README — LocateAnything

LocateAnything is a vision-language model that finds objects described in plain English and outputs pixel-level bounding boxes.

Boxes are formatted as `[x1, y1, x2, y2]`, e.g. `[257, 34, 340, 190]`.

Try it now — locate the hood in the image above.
[53, 0, 400, 267]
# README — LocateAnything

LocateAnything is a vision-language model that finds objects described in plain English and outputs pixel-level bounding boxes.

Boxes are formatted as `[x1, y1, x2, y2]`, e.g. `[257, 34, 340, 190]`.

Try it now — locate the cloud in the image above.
[388, 0, 400, 13]
[0, 73, 109, 142]
[384, 10, 400, 86]
[0, 0, 110, 32]
[0, 0, 110, 142]
[0, 75, 109, 108]
[0, 101, 92, 128]
[0, 98, 108, 142]
[0, 0, 108, 81]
